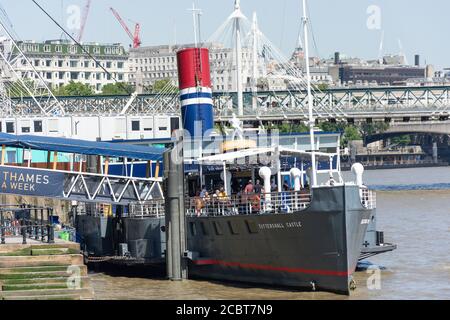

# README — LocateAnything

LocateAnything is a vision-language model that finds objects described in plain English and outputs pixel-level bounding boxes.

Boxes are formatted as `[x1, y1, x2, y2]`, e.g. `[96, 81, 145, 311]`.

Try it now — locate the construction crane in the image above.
[110, 7, 141, 48]
[77, 0, 92, 42]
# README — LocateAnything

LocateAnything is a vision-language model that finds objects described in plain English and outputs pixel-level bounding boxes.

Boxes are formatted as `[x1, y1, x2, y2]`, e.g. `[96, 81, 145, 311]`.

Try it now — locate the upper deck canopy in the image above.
[0, 133, 164, 161]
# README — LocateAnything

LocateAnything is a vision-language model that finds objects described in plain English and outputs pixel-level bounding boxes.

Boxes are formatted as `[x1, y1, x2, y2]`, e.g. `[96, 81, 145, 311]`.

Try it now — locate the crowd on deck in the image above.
[189, 179, 310, 217]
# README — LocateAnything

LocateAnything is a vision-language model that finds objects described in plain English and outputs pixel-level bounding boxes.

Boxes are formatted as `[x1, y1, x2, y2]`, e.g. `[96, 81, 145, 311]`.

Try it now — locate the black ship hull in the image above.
[185, 185, 371, 294]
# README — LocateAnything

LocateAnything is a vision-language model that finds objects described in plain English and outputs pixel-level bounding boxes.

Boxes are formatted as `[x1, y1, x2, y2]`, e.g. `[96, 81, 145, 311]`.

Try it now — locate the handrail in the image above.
[185, 191, 312, 217]
[0, 206, 55, 245]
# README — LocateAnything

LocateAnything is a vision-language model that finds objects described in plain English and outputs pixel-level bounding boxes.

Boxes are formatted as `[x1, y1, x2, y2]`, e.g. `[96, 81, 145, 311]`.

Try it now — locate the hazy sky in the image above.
[1, 0, 448, 70]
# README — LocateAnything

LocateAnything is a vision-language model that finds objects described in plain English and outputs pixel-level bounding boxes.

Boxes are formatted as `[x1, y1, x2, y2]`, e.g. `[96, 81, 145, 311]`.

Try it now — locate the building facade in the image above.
[10, 40, 128, 93]
[127, 43, 286, 93]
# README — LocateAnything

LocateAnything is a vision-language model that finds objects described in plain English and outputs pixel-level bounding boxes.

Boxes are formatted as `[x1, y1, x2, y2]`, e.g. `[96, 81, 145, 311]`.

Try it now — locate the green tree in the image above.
[316, 83, 329, 91]
[391, 135, 411, 146]
[54, 81, 94, 96]
[152, 79, 178, 93]
[101, 82, 134, 95]
[342, 125, 362, 146]
[7, 79, 37, 98]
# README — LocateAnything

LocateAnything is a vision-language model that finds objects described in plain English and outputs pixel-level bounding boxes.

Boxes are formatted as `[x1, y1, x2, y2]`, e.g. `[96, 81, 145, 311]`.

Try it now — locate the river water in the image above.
[90, 167, 450, 300]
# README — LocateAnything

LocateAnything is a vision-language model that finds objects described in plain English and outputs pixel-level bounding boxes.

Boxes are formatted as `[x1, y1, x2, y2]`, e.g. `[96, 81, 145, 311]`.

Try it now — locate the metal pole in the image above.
[40, 208, 45, 242]
[0, 210, 5, 245]
[302, 0, 317, 187]
[164, 139, 187, 281]
[47, 208, 54, 244]
[21, 219, 26, 245]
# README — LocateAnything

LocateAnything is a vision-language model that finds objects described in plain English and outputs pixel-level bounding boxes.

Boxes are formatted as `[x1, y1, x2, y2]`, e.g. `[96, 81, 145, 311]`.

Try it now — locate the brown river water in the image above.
[89, 167, 450, 300]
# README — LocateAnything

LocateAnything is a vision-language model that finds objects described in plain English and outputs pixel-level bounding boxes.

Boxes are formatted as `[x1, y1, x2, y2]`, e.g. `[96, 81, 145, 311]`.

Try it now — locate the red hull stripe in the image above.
[192, 259, 351, 277]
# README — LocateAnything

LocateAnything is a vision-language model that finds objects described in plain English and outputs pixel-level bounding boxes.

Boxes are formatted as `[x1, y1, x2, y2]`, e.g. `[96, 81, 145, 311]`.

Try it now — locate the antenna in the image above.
[302, 0, 317, 187]
[378, 30, 384, 64]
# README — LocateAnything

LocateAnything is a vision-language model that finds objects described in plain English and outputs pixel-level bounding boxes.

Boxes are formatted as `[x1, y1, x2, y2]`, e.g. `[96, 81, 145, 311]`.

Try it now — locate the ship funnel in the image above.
[351, 163, 365, 186]
[289, 168, 302, 191]
[177, 47, 214, 137]
[259, 167, 272, 202]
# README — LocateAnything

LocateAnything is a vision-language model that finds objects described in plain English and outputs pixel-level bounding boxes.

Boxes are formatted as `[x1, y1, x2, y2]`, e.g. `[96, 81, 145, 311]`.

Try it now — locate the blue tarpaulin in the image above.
[0, 133, 165, 161]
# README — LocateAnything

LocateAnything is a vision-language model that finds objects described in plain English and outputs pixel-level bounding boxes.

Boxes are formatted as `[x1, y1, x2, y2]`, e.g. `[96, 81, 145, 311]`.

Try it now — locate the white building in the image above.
[9, 40, 128, 93]
[127, 43, 286, 93]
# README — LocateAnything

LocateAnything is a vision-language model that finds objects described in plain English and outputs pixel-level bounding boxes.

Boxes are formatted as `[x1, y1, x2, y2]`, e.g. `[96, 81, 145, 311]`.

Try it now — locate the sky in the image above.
[0, 0, 449, 70]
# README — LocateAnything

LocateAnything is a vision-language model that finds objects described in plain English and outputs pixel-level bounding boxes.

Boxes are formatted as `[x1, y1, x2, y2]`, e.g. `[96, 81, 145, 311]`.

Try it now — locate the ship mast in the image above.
[302, 0, 317, 187]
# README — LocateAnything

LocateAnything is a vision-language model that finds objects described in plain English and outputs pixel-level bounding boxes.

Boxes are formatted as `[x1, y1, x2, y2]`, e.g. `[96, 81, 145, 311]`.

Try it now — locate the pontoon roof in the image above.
[0, 133, 164, 161]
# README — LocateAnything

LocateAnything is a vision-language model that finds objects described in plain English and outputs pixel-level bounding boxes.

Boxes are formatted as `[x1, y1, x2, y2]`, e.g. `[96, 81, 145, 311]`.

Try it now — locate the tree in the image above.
[342, 125, 362, 145]
[391, 135, 411, 146]
[7, 79, 38, 98]
[54, 81, 94, 96]
[152, 79, 178, 93]
[316, 83, 329, 91]
[101, 82, 134, 95]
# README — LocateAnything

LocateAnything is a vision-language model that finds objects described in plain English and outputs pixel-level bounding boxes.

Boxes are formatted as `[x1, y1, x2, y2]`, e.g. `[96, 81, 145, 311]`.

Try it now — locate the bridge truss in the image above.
[6, 85, 450, 122]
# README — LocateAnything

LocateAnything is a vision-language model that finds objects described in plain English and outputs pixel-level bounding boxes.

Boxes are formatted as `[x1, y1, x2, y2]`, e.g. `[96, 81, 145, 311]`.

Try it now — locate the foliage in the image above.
[7, 79, 38, 98]
[54, 81, 94, 96]
[316, 83, 329, 91]
[360, 122, 390, 136]
[101, 82, 134, 95]
[152, 79, 178, 93]
[391, 134, 411, 146]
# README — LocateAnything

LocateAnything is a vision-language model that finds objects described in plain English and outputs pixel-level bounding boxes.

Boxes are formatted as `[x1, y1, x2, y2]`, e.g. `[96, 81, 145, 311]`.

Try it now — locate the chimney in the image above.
[334, 52, 340, 65]
[414, 54, 420, 67]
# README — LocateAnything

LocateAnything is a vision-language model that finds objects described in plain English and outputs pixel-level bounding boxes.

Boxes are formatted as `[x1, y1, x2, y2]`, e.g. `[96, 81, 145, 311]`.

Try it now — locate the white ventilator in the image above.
[259, 166, 272, 204]
[351, 163, 365, 187]
[290, 168, 302, 191]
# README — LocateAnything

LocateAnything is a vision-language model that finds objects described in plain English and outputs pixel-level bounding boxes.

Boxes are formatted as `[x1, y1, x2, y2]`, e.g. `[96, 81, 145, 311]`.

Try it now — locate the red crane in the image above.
[110, 7, 141, 48]
[77, 0, 92, 42]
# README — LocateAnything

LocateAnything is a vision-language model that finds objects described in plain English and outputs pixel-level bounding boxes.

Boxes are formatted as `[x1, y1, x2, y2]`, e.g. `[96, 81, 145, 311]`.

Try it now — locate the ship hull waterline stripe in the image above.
[192, 259, 352, 277]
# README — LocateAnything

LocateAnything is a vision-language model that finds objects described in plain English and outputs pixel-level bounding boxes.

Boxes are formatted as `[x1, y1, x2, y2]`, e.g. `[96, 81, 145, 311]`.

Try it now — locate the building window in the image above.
[21, 126, 30, 133]
[34, 120, 43, 133]
[117, 62, 124, 69]
[43, 45, 51, 53]
[93, 47, 100, 54]
[69, 45, 77, 54]
[131, 120, 140, 131]
[6, 122, 15, 133]
[55, 45, 62, 53]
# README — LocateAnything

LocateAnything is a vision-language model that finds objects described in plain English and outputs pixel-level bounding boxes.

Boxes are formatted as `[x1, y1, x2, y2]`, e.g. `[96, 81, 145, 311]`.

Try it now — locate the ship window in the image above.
[21, 126, 30, 133]
[189, 222, 197, 236]
[227, 221, 239, 235]
[245, 220, 259, 234]
[213, 222, 223, 235]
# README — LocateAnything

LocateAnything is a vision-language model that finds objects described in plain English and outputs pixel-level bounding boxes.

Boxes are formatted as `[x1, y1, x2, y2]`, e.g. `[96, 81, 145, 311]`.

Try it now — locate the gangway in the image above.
[0, 133, 165, 205]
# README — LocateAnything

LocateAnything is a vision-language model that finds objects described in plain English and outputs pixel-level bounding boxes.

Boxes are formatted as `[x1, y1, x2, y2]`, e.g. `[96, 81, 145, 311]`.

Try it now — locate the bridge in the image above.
[6, 85, 450, 123]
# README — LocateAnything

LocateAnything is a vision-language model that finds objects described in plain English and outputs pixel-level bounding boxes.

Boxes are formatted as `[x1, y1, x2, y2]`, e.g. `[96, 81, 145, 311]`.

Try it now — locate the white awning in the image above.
[196, 146, 336, 165]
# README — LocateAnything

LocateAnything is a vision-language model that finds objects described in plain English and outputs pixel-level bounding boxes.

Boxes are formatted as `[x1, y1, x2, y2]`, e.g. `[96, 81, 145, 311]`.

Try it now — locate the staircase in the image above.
[0, 243, 94, 300]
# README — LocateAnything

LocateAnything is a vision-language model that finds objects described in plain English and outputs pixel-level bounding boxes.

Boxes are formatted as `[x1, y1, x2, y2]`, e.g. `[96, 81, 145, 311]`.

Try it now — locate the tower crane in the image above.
[77, 0, 92, 42]
[110, 7, 141, 48]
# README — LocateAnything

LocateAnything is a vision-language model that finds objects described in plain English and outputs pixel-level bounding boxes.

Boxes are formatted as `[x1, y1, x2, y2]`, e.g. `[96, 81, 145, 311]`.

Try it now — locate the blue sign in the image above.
[0, 167, 65, 198]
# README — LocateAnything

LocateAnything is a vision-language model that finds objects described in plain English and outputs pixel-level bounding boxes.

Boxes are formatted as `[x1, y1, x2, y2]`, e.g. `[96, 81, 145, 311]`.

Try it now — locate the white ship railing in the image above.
[128, 200, 165, 218]
[185, 191, 312, 217]
[360, 188, 376, 210]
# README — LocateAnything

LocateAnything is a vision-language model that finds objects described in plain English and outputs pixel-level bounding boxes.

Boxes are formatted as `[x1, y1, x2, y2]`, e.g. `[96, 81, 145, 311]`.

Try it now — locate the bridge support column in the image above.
[433, 142, 438, 164]
[164, 139, 187, 281]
